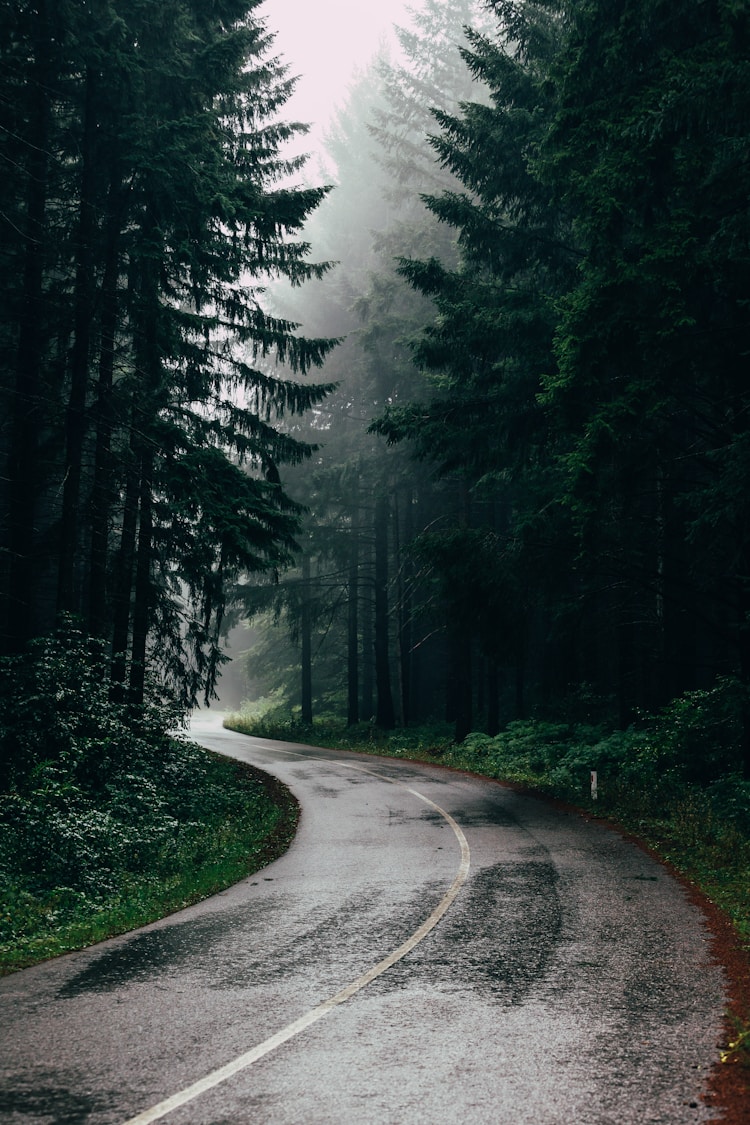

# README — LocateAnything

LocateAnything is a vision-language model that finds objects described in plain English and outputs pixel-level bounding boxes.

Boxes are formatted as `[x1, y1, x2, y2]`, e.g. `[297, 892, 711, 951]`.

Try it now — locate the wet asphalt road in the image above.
[0, 715, 726, 1124]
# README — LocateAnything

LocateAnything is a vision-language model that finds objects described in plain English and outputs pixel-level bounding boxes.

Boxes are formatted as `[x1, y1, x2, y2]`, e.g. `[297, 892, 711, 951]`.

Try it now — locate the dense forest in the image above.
[236, 0, 750, 782]
[0, 0, 337, 733]
[2, 0, 750, 782]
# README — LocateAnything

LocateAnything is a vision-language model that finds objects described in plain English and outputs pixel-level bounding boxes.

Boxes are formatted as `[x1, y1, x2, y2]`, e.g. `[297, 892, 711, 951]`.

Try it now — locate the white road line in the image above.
[121, 751, 470, 1125]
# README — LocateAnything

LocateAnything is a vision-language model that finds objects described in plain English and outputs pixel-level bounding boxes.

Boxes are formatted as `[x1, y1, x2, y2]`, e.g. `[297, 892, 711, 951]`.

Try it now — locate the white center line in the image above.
[122, 750, 470, 1125]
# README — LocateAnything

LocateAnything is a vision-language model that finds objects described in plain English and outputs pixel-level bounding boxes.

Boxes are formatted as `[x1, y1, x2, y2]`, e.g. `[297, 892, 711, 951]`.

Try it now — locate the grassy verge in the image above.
[0, 743, 298, 975]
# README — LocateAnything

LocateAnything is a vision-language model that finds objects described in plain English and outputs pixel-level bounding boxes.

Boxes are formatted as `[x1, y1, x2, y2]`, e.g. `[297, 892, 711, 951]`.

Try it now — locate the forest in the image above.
[232, 0, 750, 779]
[1, 0, 750, 965]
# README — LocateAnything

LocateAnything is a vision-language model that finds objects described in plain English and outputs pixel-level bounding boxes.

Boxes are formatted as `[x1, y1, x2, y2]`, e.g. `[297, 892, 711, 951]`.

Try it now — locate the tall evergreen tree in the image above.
[245, 2, 491, 728]
[0, 0, 337, 710]
[538, 0, 750, 742]
[376, 0, 750, 761]
[373, 1, 580, 733]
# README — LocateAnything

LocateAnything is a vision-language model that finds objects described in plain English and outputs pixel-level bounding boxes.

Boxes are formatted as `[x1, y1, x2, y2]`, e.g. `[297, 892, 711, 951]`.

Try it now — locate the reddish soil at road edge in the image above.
[569, 809, 750, 1124]
[684, 886, 750, 1123]
[372, 760, 750, 1120]
[487, 777, 750, 1122]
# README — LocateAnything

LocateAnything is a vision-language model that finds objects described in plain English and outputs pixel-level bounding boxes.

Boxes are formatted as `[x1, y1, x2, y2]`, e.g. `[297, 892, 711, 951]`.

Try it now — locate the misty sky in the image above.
[268, 0, 412, 152]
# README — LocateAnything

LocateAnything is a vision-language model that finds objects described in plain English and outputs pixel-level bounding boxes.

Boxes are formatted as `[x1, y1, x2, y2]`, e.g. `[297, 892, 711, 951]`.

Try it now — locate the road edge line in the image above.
[121, 765, 470, 1124]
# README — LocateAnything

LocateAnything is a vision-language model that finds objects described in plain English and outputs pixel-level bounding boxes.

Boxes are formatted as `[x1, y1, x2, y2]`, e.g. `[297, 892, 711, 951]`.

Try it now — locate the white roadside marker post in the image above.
[590, 770, 598, 801]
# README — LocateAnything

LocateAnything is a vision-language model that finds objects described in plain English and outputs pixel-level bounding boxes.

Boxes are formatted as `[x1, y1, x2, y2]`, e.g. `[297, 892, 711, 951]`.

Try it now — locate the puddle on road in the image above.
[57, 899, 285, 998]
[56, 887, 400, 998]
[0, 1075, 112, 1124]
[372, 860, 563, 1007]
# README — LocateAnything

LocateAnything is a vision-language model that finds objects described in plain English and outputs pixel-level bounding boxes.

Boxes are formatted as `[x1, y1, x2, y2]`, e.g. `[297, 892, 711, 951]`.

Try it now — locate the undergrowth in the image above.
[0, 624, 298, 974]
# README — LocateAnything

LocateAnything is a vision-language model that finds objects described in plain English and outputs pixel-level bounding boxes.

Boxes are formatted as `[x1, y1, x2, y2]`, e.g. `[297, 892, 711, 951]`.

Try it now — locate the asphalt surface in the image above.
[0, 714, 727, 1124]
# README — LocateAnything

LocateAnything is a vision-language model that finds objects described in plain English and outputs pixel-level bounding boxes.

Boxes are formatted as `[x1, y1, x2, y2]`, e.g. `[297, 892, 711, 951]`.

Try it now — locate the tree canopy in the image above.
[371, 0, 750, 767]
[0, 0, 337, 711]
[3, 0, 750, 781]
[234, 0, 750, 778]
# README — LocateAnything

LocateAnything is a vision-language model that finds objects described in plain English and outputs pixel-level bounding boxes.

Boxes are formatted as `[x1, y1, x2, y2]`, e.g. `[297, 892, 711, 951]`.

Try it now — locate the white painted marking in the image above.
[121, 750, 470, 1125]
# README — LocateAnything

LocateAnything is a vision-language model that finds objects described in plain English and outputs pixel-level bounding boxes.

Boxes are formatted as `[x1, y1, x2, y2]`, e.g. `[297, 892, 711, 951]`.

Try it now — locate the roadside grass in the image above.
[224, 699, 750, 1066]
[0, 746, 298, 975]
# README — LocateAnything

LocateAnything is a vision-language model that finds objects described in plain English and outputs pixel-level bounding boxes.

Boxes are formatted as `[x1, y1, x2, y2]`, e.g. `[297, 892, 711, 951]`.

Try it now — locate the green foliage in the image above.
[225, 707, 455, 757]
[0, 619, 179, 790]
[627, 679, 747, 786]
[365, 0, 750, 756]
[450, 678, 748, 801]
[0, 0, 337, 712]
[0, 624, 297, 972]
[0, 741, 276, 909]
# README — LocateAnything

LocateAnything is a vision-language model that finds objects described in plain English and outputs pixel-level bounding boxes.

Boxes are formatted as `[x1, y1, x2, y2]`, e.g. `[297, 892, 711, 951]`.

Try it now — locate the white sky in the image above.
[266, 0, 412, 154]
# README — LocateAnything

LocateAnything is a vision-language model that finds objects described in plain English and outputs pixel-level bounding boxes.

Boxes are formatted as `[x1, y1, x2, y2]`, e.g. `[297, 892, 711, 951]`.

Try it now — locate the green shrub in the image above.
[634, 678, 746, 784]
[0, 623, 297, 971]
[0, 618, 182, 792]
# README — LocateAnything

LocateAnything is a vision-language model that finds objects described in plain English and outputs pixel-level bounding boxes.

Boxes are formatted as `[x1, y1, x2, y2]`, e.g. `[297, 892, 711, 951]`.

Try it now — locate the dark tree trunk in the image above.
[736, 539, 750, 780]
[394, 486, 414, 726]
[515, 646, 526, 721]
[452, 480, 472, 740]
[347, 489, 360, 726]
[300, 552, 313, 724]
[57, 67, 98, 615]
[374, 492, 395, 729]
[361, 564, 374, 721]
[617, 614, 638, 728]
[128, 448, 154, 706]
[450, 624, 472, 742]
[4, 2, 51, 652]
[487, 660, 500, 735]
[109, 435, 140, 703]
[122, 214, 161, 706]
[88, 172, 124, 637]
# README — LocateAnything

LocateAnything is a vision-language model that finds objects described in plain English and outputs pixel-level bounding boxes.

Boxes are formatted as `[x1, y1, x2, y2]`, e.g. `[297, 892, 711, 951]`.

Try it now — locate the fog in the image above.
[269, 0, 411, 156]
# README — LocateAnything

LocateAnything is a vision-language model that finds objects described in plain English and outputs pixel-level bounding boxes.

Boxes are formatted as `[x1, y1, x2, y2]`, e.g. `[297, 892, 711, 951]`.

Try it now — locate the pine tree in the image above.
[538, 0, 750, 742]
[0, 0, 337, 710]
[250, 4, 492, 730]
[372, 1, 580, 733]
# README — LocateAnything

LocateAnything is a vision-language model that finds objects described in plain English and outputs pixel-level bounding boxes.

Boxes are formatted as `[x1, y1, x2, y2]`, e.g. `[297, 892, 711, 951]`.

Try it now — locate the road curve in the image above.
[0, 715, 726, 1124]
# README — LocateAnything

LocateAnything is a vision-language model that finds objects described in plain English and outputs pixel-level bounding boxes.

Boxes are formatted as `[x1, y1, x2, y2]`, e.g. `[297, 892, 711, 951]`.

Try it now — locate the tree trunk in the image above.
[394, 485, 414, 726]
[450, 624, 472, 742]
[374, 492, 395, 729]
[347, 485, 360, 726]
[617, 614, 638, 728]
[109, 433, 140, 703]
[88, 171, 124, 636]
[57, 67, 98, 615]
[361, 563, 374, 721]
[487, 660, 500, 735]
[300, 552, 313, 724]
[121, 208, 161, 705]
[515, 643, 526, 721]
[4, 1, 51, 652]
[736, 538, 750, 779]
[129, 448, 154, 706]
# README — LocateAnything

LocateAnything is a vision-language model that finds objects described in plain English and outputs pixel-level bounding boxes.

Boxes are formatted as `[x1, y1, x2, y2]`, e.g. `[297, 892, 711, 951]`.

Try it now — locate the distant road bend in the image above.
[0, 714, 726, 1124]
